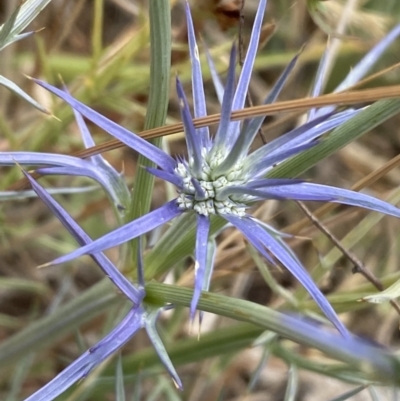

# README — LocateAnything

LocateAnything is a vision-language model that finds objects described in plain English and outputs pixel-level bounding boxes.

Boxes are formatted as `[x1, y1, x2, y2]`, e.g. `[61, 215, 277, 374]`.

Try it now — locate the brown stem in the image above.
[296, 201, 400, 316]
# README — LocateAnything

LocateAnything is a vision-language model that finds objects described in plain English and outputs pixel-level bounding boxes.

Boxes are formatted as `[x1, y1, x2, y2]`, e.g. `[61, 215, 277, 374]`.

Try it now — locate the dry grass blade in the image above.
[75, 84, 400, 158]
[7, 84, 400, 192]
[296, 201, 400, 316]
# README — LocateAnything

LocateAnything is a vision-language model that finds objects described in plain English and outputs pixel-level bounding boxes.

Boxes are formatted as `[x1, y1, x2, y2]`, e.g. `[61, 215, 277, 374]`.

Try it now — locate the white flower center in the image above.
[175, 152, 246, 217]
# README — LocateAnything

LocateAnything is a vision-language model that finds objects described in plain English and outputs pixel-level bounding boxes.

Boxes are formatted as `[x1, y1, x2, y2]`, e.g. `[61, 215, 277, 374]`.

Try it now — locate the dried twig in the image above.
[296, 201, 400, 316]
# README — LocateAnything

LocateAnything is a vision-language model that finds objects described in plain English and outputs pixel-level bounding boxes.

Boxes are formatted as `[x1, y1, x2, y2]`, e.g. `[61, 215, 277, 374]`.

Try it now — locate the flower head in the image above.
[33, 0, 400, 338]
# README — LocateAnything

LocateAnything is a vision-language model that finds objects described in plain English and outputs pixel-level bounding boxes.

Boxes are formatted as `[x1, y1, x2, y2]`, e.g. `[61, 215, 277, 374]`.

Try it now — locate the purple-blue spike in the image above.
[336, 24, 400, 93]
[198, 238, 217, 326]
[185, 0, 209, 145]
[33, 79, 177, 172]
[61, 84, 99, 155]
[246, 109, 358, 175]
[22, 169, 143, 304]
[308, 42, 331, 121]
[245, 178, 305, 188]
[0, 151, 95, 168]
[191, 177, 207, 200]
[247, 182, 400, 218]
[231, 0, 267, 111]
[224, 215, 350, 338]
[144, 309, 183, 390]
[70, 98, 105, 166]
[176, 77, 203, 176]
[204, 44, 224, 104]
[1, 152, 127, 211]
[146, 167, 183, 188]
[236, 50, 302, 154]
[211, 44, 238, 155]
[226, 0, 267, 146]
[40, 200, 183, 268]
[24, 307, 144, 401]
[244, 141, 317, 178]
[37, 166, 128, 211]
[190, 214, 210, 321]
[279, 314, 398, 379]
[314, 24, 400, 118]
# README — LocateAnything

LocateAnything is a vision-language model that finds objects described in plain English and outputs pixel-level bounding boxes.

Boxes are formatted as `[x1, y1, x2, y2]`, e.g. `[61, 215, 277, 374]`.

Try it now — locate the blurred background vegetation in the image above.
[1, 0, 400, 399]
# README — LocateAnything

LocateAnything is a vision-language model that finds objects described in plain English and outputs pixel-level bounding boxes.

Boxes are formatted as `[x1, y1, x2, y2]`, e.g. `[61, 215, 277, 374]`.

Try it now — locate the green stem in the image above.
[128, 0, 171, 267]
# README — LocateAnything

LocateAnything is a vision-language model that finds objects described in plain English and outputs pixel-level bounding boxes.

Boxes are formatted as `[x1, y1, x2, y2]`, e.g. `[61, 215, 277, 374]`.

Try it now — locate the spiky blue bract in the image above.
[225, 0, 267, 147]
[210, 44, 237, 156]
[0, 149, 128, 210]
[192, 215, 210, 320]
[279, 314, 400, 381]
[40, 200, 183, 267]
[185, 1, 209, 146]
[68, 97, 130, 211]
[24, 306, 144, 401]
[24, 305, 182, 401]
[224, 214, 349, 337]
[35, 1, 400, 337]
[144, 307, 183, 390]
[32, 79, 177, 173]
[23, 169, 142, 304]
[310, 24, 400, 119]
[22, 174, 182, 399]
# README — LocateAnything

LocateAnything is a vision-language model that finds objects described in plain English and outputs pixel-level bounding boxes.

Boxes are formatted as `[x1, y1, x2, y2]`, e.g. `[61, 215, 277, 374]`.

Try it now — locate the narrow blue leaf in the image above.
[245, 109, 358, 174]
[61, 86, 128, 209]
[232, 0, 267, 111]
[211, 44, 238, 158]
[144, 308, 183, 390]
[242, 141, 317, 180]
[246, 179, 305, 188]
[33, 79, 177, 172]
[69, 94, 107, 165]
[146, 167, 183, 188]
[176, 77, 203, 175]
[280, 314, 397, 379]
[185, 1, 209, 145]
[204, 45, 224, 104]
[37, 166, 128, 210]
[249, 182, 400, 218]
[198, 238, 217, 326]
[1, 151, 128, 209]
[224, 215, 350, 337]
[336, 24, 400, 93]
[22, 170, 143, 304]
[308, 43, 331, 121]
[24, 307, 144, 401]
[226, 0, 268, 146]
[0, 151, 93, 168]
[0, 186, 97, 201]
[220, 180, 305, 200]
[235, 50, 302, 157]
[42, 200, 183, 267]
[314, 24, 400, 118]
[191, 215, 210, 321]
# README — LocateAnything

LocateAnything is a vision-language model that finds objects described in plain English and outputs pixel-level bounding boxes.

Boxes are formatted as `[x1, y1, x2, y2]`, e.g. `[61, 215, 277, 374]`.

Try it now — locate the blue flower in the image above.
[32, 0, 400, 338]
[21, 170, 182, 401]
[23, 162, 400, 399]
